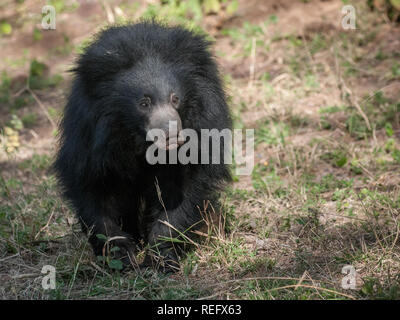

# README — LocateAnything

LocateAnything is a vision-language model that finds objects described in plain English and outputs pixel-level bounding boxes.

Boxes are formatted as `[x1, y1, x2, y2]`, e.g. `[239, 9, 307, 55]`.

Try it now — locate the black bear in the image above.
[53, 21, 231, 272]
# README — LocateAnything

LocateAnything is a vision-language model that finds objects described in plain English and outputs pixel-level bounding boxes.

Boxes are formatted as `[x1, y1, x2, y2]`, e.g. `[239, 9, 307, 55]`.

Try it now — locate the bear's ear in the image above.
[72, 27, 141, 87]
[73, 47, 133, 86]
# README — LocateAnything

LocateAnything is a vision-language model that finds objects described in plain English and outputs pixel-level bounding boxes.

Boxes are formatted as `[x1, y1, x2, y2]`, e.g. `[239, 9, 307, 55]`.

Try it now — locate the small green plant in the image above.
[0, 21, 12, 36]
[255, 120, 289, 146]
[320, 149, 348, 168]
[28, 59, 63, 90]
[346, 114, 370, 139]
[0, 71, 11, 105]
[310, 34, 327, 55]
[33, 28, 43, 41]
[95, 234, 124, 271]
[47, 0, 79, 13]
[391, 62, 400, 78]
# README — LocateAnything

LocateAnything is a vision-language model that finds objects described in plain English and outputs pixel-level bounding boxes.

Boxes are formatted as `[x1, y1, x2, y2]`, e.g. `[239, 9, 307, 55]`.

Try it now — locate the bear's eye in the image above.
[140, 97, 151, 108]
[171, 93, 179, 106]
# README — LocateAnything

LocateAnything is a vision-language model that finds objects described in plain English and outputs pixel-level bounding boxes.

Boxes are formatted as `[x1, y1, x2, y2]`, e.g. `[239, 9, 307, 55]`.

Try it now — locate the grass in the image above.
[0, 0, 399, 300]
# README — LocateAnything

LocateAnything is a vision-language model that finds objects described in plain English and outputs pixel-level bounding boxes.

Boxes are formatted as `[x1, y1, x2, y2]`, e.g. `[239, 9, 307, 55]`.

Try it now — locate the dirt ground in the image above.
[0, 0, 399, 299]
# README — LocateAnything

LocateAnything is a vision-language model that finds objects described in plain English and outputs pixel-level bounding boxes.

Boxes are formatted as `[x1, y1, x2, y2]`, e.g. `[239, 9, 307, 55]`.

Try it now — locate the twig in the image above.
[0, 253, 20, 262]
[215, 275, 336, 286]
[294, 270, 308, 290]
[35, 209, 55, 240]
[158, 220, 199, 248]
[266, 284, 356, 300]
[333, 45, 371, 130]
[191, 230, 227, 243]
[248, 37, 257, 88]
[90, 262, 111, 277]
[300, 29, 317, 75]
[26, 88, 57, 130]
[101, 0, 115, 24]
[11, 273, 39, 280]
[154, 177, 180, 260]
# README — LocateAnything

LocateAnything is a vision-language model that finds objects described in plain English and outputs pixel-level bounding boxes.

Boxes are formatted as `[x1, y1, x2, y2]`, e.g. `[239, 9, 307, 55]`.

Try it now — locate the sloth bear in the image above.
[53, 21, 231, 272]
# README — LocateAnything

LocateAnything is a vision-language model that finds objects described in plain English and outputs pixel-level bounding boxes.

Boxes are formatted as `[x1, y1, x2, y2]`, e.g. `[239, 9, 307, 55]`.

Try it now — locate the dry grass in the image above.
[0, 0, 399, 299]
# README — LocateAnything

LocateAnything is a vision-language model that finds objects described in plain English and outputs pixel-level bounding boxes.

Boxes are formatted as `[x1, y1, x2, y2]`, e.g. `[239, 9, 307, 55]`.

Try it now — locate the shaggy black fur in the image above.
[53, 21, 231, 272]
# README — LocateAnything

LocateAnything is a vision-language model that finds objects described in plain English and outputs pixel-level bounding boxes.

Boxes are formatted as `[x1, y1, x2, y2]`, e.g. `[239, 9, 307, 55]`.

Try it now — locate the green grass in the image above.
[0, 0, 399, 300]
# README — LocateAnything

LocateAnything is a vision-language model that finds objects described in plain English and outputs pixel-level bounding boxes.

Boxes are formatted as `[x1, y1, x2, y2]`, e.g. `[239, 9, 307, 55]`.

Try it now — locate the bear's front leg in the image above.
[77, 195, 139, 269]
[143, 189, 206, 273]
[87, 218, 139, 268]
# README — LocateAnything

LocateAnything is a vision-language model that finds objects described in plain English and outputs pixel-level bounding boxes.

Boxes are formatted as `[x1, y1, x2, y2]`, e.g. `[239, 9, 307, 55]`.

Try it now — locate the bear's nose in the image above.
[147, 104, 183, 150]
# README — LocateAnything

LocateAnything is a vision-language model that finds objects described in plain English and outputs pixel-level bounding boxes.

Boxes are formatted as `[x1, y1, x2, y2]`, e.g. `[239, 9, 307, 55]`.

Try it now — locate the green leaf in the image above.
[11, 114, 23, 131]
[33, 28, 43, 41]
[97, 255, 106, 263]
[96, 234, 107, 241]
[0, 22, 12, 36]
[392, 149, 400, 164]
[350, 160, 362, 175]
[29, 59, 46, 77]
[108, 259, 123, 270]
[110, 246, 120, 253]
[335, 156, 347, 168]
[385, 123, 394, 137]
[385, 138, 395, 152]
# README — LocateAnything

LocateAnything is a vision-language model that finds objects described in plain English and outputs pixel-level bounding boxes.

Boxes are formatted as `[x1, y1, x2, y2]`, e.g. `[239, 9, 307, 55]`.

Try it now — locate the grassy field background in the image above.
[0, 0, 399, 299]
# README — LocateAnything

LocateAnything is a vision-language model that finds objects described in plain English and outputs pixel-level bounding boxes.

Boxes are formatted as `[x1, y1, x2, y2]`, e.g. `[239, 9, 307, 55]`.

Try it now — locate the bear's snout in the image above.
[147, 105, 183, 150]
